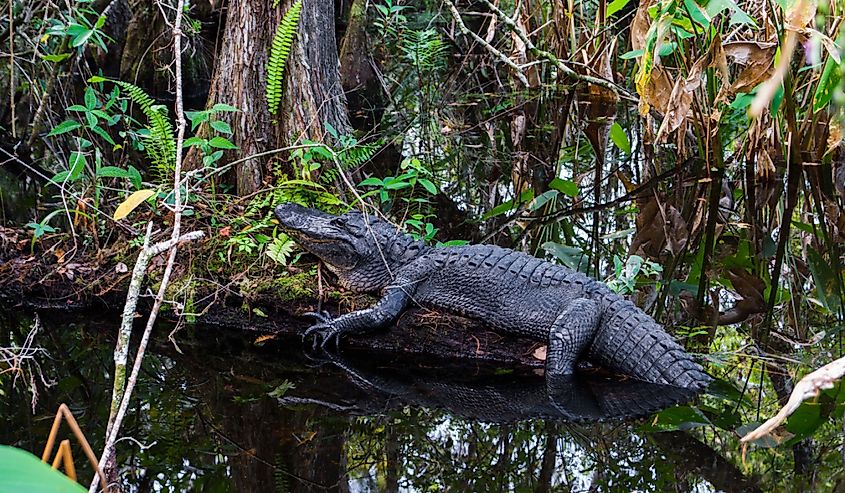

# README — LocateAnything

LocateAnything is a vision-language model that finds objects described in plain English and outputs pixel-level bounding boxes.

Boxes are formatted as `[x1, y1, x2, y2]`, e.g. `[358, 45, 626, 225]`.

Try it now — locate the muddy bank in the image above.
[0, 225, 544, 368]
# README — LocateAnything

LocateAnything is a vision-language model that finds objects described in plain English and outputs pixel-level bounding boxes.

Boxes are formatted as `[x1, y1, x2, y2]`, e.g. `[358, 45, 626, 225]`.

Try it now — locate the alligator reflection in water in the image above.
[1, 310, 761, 492]
[314, 352, 698, 423]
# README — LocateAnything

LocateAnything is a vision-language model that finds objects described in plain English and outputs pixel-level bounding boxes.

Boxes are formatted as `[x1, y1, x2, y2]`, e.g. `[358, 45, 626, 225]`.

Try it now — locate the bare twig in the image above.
[442, 0, 530, 86]
[90, 0, 198, 490]
[481, 0, 638, 103]
[9, 0, 16, 139]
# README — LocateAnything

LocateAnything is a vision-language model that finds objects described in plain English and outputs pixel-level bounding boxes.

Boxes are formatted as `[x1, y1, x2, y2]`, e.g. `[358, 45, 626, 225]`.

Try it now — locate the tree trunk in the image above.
[197, 0, 351, 195]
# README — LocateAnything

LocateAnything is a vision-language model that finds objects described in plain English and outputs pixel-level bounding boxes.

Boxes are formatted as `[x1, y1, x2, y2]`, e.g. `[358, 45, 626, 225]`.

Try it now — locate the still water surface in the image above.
[1, 309, 763, 492]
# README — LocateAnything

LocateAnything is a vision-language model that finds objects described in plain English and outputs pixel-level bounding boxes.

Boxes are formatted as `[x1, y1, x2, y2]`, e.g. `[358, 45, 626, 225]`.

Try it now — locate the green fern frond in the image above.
[115, 80, 176, 180]
[267, 0, 303, 116]
[400, 29, 448, 72]
[337, 140, 381, 169]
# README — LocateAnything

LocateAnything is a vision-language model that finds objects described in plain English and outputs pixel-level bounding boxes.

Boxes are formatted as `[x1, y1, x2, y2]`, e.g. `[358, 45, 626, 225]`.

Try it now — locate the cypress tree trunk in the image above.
[196, 0, 351, 195]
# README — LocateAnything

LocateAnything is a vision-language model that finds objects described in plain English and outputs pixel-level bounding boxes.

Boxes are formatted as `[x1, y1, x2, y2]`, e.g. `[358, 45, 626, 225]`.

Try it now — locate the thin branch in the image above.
[442, 0, 530, 87]
[90, 0, 196, 490]
[481, 0, 638, 103]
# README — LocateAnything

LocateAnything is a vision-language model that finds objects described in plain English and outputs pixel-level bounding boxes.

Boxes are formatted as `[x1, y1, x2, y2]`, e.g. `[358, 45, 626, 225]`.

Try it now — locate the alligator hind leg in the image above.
[546, 299, 601, 392]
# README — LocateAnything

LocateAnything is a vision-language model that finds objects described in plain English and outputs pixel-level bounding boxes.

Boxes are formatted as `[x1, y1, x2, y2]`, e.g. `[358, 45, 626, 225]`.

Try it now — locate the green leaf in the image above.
[384, 180, 412, 190]
[127, 165, 143, 190]
[807, 247, 842, 313]
[87, 75, 107, 83]
[182, 136, 206, 148]
[530, 189, 559, 211]
[418, 178, 438, 195]
[606, 0, 630, 17]
[705, 0, 756, 26]
[813, 57, 841, 112]
[90, 125, 115, 145]
[542, 241, 586, 270]
[209, 120, 232, 135]
[72, 29, 94, 48]
[609, 122, 631, 154]
[683, 0, 711, 27]
[50, 171, 71, 184]
[207, 136, 239, 149]
[210, 103, 240, 112]
[96, 166, 130, 178]
[549, 178, 579, 197]
[185, 110, 208, 130]
[47, 120, 82, 137]
[68, 152, 87, 181]
[0, 445, 86, 493]
[42, 53, 72, 63]
[324, 121, 338, 139]
[784, 401, 824, 440]
[620, 49, 644, 59]
[359, 177, 384, 187]
[640, 406, 711, 432]
[84, 87, 97, 109]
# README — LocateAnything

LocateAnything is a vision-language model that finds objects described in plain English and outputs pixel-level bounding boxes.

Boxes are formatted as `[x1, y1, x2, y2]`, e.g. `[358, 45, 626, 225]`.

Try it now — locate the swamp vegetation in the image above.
[1, 0, 845, 491]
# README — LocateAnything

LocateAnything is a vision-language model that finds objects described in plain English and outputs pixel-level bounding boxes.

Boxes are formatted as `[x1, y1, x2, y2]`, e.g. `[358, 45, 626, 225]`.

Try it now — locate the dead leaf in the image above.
[723, 41, 777, 65]
[720, 41, 777, 98]
[785, 0, 816, 29]
[532, 345, 547, 361]
[630, 198, 689, 258]
[115, 262, 128, 273]
[640, 66, 675, 114]
[113, 189, 156, 221]
[254, 334, 276, 344]
[631, 0, 657, 52]
[826, 119, 842, 157]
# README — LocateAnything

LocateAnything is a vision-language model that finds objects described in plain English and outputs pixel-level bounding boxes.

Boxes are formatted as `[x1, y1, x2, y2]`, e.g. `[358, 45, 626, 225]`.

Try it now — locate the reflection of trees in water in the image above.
[342, 411, 678, 492]
[1, 313, 840, 491]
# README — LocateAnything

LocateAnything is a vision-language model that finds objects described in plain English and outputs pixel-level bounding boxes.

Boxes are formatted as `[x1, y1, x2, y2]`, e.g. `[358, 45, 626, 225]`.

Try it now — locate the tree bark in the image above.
[197, 0, 351, 195]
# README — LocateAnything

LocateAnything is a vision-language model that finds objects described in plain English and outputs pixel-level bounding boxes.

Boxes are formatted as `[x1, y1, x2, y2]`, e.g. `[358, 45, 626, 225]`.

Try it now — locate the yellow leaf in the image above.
[113, 189, 155, 220]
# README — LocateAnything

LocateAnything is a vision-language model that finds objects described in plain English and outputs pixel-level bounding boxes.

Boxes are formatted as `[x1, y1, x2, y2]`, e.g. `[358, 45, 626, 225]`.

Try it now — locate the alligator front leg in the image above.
[545, 299, 601, 393]
[304, 284, 414, 348]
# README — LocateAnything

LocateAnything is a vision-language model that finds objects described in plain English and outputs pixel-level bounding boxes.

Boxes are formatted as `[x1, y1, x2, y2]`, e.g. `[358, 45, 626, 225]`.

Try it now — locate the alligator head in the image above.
[274, 203, 426, 292]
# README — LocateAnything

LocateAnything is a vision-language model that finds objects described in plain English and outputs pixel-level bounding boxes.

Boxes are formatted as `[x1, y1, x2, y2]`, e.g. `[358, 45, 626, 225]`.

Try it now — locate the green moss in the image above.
[267, 271, 317, 302]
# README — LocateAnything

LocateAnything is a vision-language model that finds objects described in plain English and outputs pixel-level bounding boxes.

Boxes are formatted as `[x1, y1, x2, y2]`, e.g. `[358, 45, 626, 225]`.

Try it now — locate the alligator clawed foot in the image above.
[302, 311, 345, 350]
[304, 310, 333, 324]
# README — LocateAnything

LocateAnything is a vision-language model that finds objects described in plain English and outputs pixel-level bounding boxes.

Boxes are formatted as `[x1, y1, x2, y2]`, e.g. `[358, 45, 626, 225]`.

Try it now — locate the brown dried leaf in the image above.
[630, 0, 657, 52]
[641, 66, 675, 114]
[655, 74, 698, 141]
[723, 41, 778, 65]
[532, 345, 547, 361]
[826, 119, 842, 157]
[785, 0, 817, 28]
[662, 204, 689, 256]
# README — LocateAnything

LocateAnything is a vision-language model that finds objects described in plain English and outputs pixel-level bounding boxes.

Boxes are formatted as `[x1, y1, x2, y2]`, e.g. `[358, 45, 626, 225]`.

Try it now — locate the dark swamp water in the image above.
[0, 308, 772, 493]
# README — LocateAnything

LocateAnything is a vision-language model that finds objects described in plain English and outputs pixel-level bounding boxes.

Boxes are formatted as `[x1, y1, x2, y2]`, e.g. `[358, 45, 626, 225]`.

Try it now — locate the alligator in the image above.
[274, 203, 712, 391]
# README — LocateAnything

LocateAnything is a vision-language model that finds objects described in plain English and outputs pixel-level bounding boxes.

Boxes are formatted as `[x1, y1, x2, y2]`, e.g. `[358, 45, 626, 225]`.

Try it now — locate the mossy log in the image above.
[0, 231, 543, 368]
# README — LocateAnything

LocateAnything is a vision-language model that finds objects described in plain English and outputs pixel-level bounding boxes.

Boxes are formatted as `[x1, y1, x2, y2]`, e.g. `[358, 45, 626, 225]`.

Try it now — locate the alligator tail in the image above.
[588, 298, 712, 390]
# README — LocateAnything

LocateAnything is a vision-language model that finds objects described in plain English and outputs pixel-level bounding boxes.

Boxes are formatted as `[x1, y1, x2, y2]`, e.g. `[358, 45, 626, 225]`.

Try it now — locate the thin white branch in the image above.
[90, 0, 193, 490]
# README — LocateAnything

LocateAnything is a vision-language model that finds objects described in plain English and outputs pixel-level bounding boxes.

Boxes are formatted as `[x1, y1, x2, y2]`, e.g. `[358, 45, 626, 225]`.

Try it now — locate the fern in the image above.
[400, 29, 448, 73]
[115, 80, 176, 180]
[337, 142, 380, 171]
[274, 453, 291, 493]
[266, 0, 303, 116]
